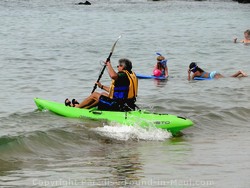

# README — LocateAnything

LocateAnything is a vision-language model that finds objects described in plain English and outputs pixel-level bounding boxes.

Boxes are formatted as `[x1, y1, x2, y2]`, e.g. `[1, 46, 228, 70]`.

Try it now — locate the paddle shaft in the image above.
[91, 54, 111, 93]
[91, 36, 121, 93]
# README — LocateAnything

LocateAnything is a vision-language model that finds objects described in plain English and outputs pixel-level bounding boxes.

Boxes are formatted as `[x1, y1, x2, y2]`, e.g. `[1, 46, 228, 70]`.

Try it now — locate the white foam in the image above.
[93, 122, 172, 141]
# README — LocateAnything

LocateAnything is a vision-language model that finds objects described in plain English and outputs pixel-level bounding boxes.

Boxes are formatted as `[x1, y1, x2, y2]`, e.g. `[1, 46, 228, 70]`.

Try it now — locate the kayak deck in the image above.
[34, 98, 193, 135]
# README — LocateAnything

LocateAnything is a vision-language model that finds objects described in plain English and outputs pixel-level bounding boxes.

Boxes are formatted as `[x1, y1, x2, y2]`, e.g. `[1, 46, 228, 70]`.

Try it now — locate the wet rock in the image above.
[233, 0, 250, 3]
[76, 1, 91, 5]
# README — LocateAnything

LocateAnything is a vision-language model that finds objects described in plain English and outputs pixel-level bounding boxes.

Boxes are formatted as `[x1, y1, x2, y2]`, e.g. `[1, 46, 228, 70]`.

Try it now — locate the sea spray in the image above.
[93, 122, 172, 141]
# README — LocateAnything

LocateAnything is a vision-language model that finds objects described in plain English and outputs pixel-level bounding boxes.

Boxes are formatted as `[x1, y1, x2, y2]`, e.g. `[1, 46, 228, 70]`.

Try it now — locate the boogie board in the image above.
[136, 73, 167, 80]
[194, 77, 213, 80]
[34, 98, 193, 135]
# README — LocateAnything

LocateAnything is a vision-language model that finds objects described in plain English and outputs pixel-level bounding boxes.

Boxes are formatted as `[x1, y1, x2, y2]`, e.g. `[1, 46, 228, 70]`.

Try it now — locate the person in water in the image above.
[153, 53, 168, 78]
[234, 29, 250, 44]
[188, 62, 247, 80]
[65, 58, 138, 111]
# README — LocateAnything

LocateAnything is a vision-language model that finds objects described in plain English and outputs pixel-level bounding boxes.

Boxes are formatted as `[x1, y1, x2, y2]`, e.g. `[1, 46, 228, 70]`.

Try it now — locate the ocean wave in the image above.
[0, 119, 172, 163]
[0, 127, 89, 161]
[185, 106, 250, 135]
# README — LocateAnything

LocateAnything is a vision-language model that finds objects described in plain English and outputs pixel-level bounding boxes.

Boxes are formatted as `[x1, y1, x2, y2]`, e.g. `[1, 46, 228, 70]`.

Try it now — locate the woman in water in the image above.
[153, 53, 168, 78]
[234, 29, 250, 44]
[188, 62, 247, 80]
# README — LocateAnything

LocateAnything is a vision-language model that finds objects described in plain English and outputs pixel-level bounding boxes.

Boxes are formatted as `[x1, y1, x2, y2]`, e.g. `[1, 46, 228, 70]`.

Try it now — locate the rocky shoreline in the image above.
[233, 0, 250, 3]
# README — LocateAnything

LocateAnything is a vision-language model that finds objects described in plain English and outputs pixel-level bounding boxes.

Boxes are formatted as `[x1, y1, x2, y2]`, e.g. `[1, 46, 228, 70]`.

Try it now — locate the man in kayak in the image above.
[65, 58, 138, 111]
[188, 62, 248, 80]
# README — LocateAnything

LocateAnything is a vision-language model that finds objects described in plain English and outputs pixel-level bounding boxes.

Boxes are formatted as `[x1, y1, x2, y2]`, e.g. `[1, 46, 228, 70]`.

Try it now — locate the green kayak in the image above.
[34, 98, 193, 135]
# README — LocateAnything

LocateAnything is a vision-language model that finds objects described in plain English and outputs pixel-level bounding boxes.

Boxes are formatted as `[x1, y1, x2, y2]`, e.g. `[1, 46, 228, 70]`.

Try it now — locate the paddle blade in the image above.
[107, 35, 122, 62]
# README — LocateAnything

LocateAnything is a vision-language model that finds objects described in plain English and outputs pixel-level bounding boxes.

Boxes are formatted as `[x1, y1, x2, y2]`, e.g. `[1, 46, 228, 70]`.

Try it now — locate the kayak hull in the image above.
[34, 98, 193, 135]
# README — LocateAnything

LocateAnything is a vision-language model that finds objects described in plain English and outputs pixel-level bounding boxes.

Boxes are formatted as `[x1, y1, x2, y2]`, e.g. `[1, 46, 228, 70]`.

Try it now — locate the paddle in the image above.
[91, 35, 121, 93]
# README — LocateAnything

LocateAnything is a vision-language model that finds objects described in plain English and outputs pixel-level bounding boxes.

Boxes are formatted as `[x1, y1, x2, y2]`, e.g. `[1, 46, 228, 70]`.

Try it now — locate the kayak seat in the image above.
[98, 95, 136, 112]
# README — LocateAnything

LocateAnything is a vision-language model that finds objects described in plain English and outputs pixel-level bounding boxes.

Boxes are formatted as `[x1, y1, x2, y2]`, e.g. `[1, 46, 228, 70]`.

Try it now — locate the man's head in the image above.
[118, 58, 132, 72]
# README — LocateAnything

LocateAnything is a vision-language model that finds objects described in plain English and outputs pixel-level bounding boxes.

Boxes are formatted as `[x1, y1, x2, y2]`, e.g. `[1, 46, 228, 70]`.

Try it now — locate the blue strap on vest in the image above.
[113, 86, 129, 99]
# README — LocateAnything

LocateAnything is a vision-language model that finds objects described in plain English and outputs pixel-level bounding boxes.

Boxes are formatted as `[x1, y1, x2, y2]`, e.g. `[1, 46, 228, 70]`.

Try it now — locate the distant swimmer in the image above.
[188, 62, 248, 80]
[76, 1, 91, 5]
[234, 29, 250, 44]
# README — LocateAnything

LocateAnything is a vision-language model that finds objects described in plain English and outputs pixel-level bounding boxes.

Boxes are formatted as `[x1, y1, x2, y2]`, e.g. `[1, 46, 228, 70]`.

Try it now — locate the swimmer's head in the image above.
[189, 62, 198, 73]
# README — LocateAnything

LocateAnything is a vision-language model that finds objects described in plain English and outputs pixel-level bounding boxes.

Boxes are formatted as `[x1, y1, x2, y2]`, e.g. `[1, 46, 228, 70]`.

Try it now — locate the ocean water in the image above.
[0, 0, 250, 187]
